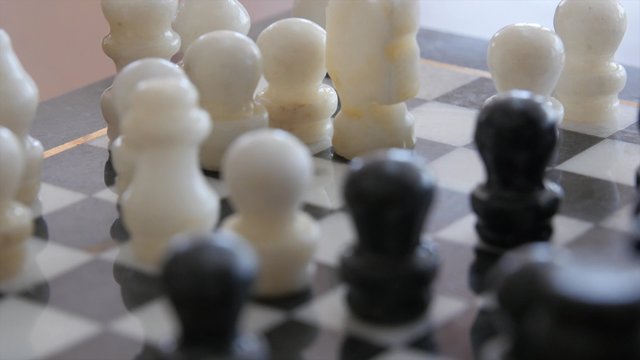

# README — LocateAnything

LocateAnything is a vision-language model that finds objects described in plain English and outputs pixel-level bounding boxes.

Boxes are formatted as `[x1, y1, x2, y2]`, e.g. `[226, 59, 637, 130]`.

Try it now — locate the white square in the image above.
[0, 297, 100, 360]
[240, 303, 286, 333]
[435, 214, 478, 246]
[430, 148, 485, 194]
[109, 298, 178, 345]
[0, 239, 93, 293]
[92, 187, 118, 203]
[559, 104, 639, 138]
[315, 211, 355, 266]
[413, 102, 478, 146]
[87, 135, 109, 149]
[40, 183, 87, 215]
[557, 139, 640, 187]
[601, 204, 636, 234]
[416, 61, 478, 101]
[295, 287, 468, 346]
[372, 348, 450, 360]
[551, 215, 594, 247]
[304, 158, 348, 209]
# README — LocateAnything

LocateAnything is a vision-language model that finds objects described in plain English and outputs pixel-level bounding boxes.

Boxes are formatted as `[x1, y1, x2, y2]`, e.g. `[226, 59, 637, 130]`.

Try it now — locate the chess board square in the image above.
[549, 170, 636, 223]
[48, 332, 164, 360]
[100, 243, 158, 275]
[430, 148, 485, 194]
[316, 211, 354, 266]
[559, 104, 639, 138]
[413, 102, 478, 147]
[44, 196, 119, 252]
[265, 319, 386, 360]
[416, 61, 478, 101]
[556, 139, 640, 186]
[414, 138, 458, 163]
[295, 287, 468, 347]
[0, 239, 92, 294]
[609, 121, 640, 145]
[241, 303, 288, 333]
[86, 134, 109, 149]
[553, 129, 604, 166]
[434, 78, 496, 110]
[431, 240, 475, 299]
[304, 157, 349, 210]
[428, 187, 471, 233]
[565, 226, 636, 260]
[40, 183, 87, 215]
[0, 297, 100, 360]
[372, 348, 448, 360]
[42, 144, 110, 195]
[601, 204, 636, 234]
[92, 187, 118, 203]
[109, 298, 178, 345]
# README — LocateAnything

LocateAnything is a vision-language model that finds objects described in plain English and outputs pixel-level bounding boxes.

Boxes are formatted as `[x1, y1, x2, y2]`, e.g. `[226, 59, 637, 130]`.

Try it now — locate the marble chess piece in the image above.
[0, 30, 43, 213]
[487, 23, 566, 122]
[292, 0, 329, 28]
[108, 58, 187, 197]
[257, 18, 338, 154]
[184, 31, 268, 171]
[554, 0, 627, 123]
[173, 0, 250, 55]
[222, 129, 319, 298]
[0, 127, 33, 281]
[326, 0, 420, 159]
[121, 78, 219, 267]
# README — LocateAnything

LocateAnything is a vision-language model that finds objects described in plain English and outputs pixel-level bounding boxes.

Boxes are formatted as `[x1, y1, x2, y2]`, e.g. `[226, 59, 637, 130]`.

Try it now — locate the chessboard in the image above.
[1, 26, 639, 360]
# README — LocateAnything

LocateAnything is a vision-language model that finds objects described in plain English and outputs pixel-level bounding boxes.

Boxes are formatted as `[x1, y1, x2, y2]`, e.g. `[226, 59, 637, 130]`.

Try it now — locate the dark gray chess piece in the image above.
[340, 149, 439, 324]
[162, 231, 268, 360]
[472, 90, 563, 250]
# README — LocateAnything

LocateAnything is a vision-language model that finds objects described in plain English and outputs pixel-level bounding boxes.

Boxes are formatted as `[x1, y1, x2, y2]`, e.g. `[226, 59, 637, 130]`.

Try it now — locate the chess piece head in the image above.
[162, 231, 258, 350]
[222, 129, 313, 223]
[0, 29, 39, 139]
[174, 0, 251, 53]
[476, 91, 558, 193]
[257, 18, 327, 96]
[122, 77, 210, 148]
[488, 23, 565, 97]
[554, 0, 627, 61]
[112, 58, 186, 120]
[184, 31, 262, 117]
[0, 126, 25, 206]
[345, 149, 435, 256]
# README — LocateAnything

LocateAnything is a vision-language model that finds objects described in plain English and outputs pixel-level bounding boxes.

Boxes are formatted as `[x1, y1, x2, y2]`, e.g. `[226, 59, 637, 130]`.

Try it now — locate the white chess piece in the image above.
[173, 0, 251, 54]
[326, 0, 420, 159]
[0, 30, 43, 212]
[0, 127, 33, 281]
[487, 23, 566, 122]
[554, 0, 627, 124]
[184, 31, 268, 171]
[121, 77, 219, 267]
[222, 129, 319, 297]
[101, 0, 181, 72]
[292, 0, 329, 28]
[108, 58, 187, 197]
[257, 18, 338, 154]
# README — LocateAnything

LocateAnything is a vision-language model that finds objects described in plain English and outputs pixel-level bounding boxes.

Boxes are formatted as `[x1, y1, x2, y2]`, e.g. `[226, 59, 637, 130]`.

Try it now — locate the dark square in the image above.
[609, 121, 640, 146]
[553, 129, 603, 166]
[548, 170, 636, 223]
[43, 144, 110, 195]
[434, 78, 496, 110]
[265, 319, 386, 360]
[430, 239, 476, 300]
[407, 97, 429, 110]
[428, 187, 471, 233]
[19, 259, 163, 322]
[48, 331, 162, 360]
[567, 226, 637, 260]
[414, 138, 457, 163]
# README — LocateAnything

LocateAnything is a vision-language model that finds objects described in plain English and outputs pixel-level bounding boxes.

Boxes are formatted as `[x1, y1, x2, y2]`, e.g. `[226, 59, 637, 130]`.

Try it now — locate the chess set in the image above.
[1, 1, 640, 360]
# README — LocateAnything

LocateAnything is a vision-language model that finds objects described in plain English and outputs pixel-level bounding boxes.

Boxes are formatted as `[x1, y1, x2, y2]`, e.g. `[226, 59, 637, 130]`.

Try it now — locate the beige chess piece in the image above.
[554, 0, 627, 123]
[0, 127, 33, 281]
[257, 18, 338, 154]
[121, 78, 219, 267]
[184, 31, 268, 171]
[326, 0, 420, 159]
[0, 30, 43, 213]
[222, 129, 319, 297]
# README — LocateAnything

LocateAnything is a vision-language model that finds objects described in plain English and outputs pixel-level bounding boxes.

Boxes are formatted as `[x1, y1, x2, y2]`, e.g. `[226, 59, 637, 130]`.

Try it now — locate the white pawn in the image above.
[109, 59, 187, 197]
[487, 23, 566, 121]
[326, 0, 420, 159]
[257, 18, 338, 154]
[121, 78, 219, 267]
[222, 129, 319, 298]
[0, 30, 43, 212]
[292, 0, 329, 28]
[184, 31, 268, 171]
[0, 127, 33, 281]
[101, 0, 181, 72]
[554, 0, 627, 124]
[173, 0, 251, 54]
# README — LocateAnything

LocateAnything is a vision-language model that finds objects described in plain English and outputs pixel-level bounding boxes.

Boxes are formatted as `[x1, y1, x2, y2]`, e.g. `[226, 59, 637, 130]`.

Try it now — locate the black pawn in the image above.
[472, 90, 562, 250]
[495, 257, 640, 360]
[162, 231, 268, 360]
[340, 149, 439, 324]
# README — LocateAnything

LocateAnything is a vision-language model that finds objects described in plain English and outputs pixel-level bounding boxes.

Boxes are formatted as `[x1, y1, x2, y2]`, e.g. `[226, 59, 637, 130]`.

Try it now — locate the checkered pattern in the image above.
[1, 58, 638, 360]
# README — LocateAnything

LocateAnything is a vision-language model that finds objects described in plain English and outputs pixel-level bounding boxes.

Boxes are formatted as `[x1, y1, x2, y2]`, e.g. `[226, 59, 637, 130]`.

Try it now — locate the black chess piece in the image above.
[491, 255, 640, 360]
[340, 149, 439, 324]
[162, 231, 268, 360]
[472, 90, 562, 250]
